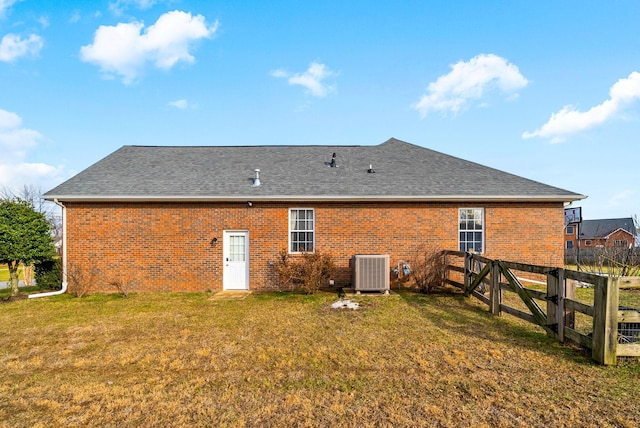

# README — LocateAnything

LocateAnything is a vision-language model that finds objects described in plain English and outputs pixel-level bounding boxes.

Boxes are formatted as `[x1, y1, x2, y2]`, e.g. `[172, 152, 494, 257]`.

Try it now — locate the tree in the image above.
[1, 185, 61, 238]
[0, 198, 56, 296]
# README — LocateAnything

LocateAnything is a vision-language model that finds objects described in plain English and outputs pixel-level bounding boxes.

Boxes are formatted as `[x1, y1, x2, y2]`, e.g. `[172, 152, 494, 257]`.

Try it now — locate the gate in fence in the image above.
[443, 250, 640, 365]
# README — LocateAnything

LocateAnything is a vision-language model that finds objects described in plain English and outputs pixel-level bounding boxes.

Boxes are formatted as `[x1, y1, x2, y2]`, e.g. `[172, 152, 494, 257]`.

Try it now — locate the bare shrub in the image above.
[273, 249, 335, 294]
[108, 275, 136, 297]
[409, 243, 446, 294]
[66, 264, 101, 298]
[579, 245, 640, 278]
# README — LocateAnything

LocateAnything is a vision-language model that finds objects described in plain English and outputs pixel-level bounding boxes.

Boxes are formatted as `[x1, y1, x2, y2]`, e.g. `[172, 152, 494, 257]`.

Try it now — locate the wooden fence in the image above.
[443, 250, 640, 365]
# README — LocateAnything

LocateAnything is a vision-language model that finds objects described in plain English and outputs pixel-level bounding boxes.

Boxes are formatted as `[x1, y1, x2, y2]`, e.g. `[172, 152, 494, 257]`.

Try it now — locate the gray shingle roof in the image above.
[44, 138, 585, 202]
[580, 218, 636, 239]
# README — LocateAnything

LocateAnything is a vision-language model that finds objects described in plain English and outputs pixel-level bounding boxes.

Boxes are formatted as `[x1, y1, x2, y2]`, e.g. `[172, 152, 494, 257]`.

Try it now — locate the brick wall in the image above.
[64, 201, 564, 293]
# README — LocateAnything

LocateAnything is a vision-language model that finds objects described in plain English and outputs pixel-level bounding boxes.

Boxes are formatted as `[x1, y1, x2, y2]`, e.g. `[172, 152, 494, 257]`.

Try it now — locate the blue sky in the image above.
[1, 0, 639, 221]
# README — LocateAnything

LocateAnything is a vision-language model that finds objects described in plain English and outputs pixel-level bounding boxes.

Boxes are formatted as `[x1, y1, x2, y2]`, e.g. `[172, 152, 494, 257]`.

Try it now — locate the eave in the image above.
[45, 193, 587, 203]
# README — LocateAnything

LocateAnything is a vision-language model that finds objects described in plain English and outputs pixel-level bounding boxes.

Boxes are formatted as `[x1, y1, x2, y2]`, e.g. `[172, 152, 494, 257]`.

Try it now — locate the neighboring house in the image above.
[44, 138, 584, 293]
[565, 218, 636, 250]
[565, 217, 636, 264]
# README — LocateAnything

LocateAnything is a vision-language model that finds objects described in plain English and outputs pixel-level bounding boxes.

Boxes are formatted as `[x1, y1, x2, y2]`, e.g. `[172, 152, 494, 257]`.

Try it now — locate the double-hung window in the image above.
[459, 208, 484, 253]
[289, 208, 314, 253]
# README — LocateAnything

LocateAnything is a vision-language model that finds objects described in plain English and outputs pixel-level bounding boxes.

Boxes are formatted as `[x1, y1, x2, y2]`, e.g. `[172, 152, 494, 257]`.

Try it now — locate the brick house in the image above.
[44, 138, 584, 293]
[565, 217, 637, 264]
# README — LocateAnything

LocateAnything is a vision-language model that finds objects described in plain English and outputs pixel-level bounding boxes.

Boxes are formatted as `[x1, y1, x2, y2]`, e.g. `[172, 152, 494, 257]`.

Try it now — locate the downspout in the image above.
[29, 199, 68, 298]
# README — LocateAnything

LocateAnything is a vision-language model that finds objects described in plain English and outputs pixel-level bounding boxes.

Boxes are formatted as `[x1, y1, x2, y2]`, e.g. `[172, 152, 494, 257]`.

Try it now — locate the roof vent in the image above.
[329, 152, 337, 168]
[252, 169, 261, 187]
[367, 164, 375, 173]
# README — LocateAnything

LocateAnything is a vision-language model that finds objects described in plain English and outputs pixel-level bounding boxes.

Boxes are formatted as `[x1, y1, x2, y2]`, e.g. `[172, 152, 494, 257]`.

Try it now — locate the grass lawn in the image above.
[1, 289, 638, 427]
[0, 263, 26, 282]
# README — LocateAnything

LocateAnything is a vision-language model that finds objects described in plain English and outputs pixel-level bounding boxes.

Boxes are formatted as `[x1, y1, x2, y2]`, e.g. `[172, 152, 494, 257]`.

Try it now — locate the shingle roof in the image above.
[44, 138, 585, 202]
[580, 218, 636, 239]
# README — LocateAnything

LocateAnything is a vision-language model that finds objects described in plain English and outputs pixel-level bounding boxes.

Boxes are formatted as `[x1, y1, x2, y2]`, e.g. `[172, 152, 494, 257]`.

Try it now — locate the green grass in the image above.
[0, 263, 26, 282]
[1, 289, 638, 427]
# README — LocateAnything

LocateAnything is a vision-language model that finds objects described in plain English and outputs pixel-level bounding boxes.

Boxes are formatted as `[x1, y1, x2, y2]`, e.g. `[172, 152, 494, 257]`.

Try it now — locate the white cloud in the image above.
[168, 99, 188, 109]
[0, 0, 18, 18]
[109, 0, 159, 16]
[414, 53, 528, 117]
[523, 71, 640, 142]
[38, 16, 50, 28]
[69, 10, 80, 23]
[607, 190, 635, 208]
[0, 33, 43, 62]
[272, 62, 337, 97]
[80, 10, 218, 84]
[0, 108, 62, 190]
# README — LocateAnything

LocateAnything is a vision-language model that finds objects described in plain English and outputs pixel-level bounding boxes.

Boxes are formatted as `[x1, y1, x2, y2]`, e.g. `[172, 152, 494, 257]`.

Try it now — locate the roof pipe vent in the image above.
[367, 164, 375, 173]
[329, 152, 336, 168]
[252, 169, 261, 187]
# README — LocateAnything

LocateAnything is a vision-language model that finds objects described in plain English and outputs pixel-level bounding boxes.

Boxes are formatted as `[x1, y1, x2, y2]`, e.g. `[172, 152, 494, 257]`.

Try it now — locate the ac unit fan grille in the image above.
[353, 255, 390, 291]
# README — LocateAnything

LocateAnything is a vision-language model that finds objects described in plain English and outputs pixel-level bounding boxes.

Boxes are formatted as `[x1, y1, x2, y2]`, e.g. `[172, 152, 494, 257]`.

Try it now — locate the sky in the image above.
[1, 0, 639, 221]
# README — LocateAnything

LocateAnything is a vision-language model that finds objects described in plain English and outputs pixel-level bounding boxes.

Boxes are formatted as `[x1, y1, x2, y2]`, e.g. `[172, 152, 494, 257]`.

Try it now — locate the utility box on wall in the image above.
[352, 255, 390, 293]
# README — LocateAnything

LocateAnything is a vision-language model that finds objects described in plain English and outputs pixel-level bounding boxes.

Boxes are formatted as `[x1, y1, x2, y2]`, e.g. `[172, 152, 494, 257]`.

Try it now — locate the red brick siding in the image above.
[64, 201, 564, 293]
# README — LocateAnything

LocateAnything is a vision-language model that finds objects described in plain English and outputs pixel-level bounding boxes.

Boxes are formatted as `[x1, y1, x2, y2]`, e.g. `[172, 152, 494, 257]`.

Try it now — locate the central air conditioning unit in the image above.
[352, 254, 390, 293]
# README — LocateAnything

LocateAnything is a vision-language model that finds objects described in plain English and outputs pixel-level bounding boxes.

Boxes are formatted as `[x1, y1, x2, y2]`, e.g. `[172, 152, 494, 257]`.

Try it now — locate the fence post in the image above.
[490, 261, 501, 316]
[463, 251, 472, 292]
[443, 251, 449, 286]
[564, 275, 575, 331]
[592, 276, 619, 365]
[556, 268, 565, 342]
[546, 269, 559, 340]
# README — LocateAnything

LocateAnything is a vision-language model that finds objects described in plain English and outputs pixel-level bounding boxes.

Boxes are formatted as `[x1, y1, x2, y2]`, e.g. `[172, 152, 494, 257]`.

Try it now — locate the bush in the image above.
[410, 243, 446, 294]
[34, 258, 62, 290]
[66, 263, 101, 298]
[273, 249, 335, 294]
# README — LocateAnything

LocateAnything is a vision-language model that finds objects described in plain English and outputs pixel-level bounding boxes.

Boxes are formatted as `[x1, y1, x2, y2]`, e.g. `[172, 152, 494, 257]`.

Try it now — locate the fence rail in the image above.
[443, 250, 640, 365]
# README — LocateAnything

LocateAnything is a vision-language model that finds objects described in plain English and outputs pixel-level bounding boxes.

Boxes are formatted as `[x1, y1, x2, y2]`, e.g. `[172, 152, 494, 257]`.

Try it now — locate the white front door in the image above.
[223, 230, 249, 290]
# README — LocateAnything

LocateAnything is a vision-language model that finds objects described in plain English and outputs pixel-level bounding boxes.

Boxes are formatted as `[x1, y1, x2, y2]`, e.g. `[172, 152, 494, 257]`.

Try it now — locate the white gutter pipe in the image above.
[29, 199, 68, 299]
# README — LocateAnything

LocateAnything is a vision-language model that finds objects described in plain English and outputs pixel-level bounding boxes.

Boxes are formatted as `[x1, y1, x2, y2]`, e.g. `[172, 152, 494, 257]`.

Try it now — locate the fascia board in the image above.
[45, 194, 587, 203]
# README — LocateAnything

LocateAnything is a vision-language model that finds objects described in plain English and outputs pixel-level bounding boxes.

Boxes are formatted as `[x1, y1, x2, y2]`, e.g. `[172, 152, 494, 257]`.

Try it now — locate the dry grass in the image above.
[499, 283, 640, 336]
[1, 289, 639, 427]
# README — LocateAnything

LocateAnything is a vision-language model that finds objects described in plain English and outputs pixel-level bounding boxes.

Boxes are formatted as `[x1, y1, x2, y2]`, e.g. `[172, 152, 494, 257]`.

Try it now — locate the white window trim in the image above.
[288, 208, 315, 254]
[458, 207, 485, 254]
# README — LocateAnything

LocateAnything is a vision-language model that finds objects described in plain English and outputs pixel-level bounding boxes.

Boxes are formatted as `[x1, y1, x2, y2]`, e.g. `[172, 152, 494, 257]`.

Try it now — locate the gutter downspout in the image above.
[29, 199, 68, 298]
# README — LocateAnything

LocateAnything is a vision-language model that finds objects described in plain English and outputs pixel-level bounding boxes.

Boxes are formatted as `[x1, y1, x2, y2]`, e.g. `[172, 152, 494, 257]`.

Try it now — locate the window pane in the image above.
[459, 208, 484, 254]
[290, 209, 315, 253]
[229, 235, 245, 261]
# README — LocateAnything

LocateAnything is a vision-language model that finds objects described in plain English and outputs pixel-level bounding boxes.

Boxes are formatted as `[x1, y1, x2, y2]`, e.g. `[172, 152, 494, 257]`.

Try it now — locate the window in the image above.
[613, 239, 628, 247]
[229, 235, 246, 262]
[289, 208, 314, 253]
[459, 208, 484, 253]
[566, 241, 574, 249]
[566, 225, 574, 235]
